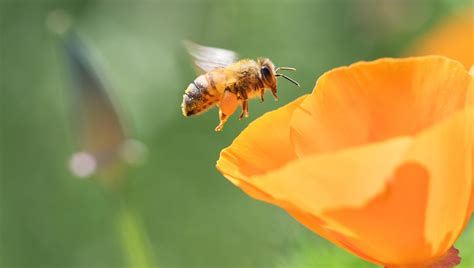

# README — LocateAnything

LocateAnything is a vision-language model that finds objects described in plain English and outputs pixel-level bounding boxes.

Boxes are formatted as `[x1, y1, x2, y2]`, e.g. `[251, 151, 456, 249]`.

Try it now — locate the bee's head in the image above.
[258, 58, 277, 90]
[258, 58, 299, 92]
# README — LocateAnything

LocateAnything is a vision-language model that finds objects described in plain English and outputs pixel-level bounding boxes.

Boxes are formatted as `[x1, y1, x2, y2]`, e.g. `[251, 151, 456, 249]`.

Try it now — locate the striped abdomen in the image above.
[181, 74, 220, 116]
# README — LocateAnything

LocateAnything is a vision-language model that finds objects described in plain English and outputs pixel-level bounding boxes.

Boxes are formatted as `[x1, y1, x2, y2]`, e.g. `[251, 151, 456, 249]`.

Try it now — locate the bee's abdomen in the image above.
[182, 74, 219, 117]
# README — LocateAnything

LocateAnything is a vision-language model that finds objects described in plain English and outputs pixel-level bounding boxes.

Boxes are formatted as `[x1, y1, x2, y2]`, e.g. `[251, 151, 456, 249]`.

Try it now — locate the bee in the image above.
[181, 41, 300, 132]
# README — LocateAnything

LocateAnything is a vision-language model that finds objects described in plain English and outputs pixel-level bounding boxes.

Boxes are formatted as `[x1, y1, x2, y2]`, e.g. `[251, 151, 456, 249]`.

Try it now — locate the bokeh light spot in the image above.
[45, 9, 72, 35]
[69, 152, 97, 178]
[119, 139, 148, 166]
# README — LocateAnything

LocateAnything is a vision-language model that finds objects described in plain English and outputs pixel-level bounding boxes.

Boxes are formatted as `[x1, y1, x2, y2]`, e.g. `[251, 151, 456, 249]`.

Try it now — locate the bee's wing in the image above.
[184, 40, 239, 74]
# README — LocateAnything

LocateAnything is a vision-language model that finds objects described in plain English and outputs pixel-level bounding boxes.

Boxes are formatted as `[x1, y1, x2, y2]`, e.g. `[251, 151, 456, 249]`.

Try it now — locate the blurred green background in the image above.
[1, 0, 473, 267]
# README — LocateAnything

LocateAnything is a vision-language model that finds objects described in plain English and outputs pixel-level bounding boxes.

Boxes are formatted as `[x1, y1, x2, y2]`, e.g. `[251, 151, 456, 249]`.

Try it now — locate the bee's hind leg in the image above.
[215, 110, 229, 132]
[239, 100, 249, 120]
[215, 90, 238, 132]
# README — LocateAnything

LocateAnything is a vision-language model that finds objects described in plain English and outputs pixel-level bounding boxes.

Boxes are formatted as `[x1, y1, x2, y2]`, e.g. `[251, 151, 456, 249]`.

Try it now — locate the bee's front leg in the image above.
[271, 88, 279, 101]
[239, 100, 249, 120]
[260, 89, 265, 102]
[215, 90, 238, 132]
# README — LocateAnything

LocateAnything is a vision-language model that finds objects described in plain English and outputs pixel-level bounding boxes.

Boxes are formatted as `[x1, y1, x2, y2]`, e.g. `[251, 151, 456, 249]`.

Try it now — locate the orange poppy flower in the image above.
[411, 9, 474, 68]
[217, 56, 474, 267]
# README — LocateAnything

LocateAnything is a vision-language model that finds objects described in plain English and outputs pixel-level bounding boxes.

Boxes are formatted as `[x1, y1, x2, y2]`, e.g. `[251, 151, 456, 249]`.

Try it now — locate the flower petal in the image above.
[216, 95, 307, 200]
[246, 136, 413, 264]
[249, 137, 412, 214]
[290, 56, 472, 158]
[404, 108, 474, 254]
[469, 73, 474, 213]
[411, 10, 474, 68]
[239, 108, 474, 265]
[325, 161, 431, 265]
[325, 108, 473, 265]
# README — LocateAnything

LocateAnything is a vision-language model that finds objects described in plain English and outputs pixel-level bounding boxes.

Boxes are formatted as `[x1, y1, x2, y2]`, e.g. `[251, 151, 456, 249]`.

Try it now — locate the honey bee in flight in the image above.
[181, 41, 300, 132]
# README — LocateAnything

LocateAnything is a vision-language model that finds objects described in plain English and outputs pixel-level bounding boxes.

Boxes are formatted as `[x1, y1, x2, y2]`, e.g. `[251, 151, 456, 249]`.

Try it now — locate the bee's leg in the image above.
[215, 90, 238, 132]
[260, 89, 265, 102]
[215, 110, 229, 132]
[239, 100, 249, 120]
[271, 88, 279, 101]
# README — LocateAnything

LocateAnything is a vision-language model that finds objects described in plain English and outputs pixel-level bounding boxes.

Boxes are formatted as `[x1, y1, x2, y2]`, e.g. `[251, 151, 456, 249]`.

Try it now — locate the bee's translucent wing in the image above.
[184, 40, 239, 74]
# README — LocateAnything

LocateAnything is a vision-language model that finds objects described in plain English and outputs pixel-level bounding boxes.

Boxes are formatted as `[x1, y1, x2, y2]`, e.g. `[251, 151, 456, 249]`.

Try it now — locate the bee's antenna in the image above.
[276, 73, 300, 87]
[275, 67, 296, 72]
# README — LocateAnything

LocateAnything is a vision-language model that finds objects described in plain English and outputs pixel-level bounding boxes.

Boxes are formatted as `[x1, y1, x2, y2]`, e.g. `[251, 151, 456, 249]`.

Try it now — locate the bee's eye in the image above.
[260, 66, 271, 79]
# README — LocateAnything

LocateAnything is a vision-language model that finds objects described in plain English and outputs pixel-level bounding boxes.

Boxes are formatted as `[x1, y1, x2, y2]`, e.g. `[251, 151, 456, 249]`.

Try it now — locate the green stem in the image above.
[116, 202, 156, 268]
